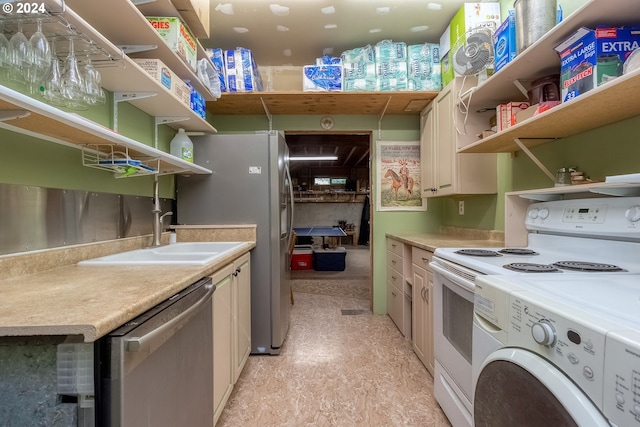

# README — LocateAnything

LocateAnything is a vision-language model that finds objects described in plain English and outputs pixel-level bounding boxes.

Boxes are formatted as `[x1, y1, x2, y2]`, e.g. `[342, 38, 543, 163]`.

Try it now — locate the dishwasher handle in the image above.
[126, 281, 215, 353]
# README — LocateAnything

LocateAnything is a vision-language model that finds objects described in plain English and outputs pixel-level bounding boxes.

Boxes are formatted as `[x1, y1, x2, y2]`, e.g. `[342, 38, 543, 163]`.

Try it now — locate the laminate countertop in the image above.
[0, 227, 255, 342]
[386, 230, 505, 252]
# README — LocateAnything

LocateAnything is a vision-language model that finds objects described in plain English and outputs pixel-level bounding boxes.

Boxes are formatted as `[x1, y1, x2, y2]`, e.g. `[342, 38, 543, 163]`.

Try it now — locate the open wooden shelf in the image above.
[459, 68, 640, 153]
[0, 86, 211, 176]
[457, 0, 640, 154]
[207, 91, 439, 116]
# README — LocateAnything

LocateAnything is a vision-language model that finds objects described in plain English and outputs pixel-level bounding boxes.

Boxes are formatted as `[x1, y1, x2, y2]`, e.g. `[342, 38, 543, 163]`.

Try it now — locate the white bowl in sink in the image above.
[78, 242, 245, 266]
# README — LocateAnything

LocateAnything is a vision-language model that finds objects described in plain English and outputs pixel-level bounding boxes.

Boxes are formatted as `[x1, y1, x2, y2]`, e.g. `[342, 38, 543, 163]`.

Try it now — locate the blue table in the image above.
[293, 227, 346, 247]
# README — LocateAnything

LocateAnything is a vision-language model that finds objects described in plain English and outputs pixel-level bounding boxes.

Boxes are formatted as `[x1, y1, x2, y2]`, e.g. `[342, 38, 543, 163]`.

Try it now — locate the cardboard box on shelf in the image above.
[496, 101, 529, 131]
[555, 26, 640, 102]
[514, 104, 539, 124]
[260, 66, 304, 92]
[133, 58, 190, 107]
[494, 10, 516, 73]
[146, 17, 197, 72]
[440, 2, 502, 85]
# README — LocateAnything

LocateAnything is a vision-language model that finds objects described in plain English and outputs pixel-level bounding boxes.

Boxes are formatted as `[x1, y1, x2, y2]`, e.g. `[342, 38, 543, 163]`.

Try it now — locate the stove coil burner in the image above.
[454, 249, 502, 257]
[498, 248, 539, 255]
[553, 261, 626, 272]
[503, 263, 561, 273]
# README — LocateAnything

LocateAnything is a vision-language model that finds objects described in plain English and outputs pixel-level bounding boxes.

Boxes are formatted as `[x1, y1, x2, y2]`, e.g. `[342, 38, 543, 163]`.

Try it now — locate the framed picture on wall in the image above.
[376, 140, 426, 211]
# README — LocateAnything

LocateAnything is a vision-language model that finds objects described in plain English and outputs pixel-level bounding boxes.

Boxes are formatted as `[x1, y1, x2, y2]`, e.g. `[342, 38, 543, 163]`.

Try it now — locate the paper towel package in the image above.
[408, 43, 442, 91]
[375, 40, 408, 91]
[224, 48, 263, 92]
[303, 65, 343, 91]
[341, 45, 377, 91]
[207, 48, 227, 92]
[316, 56, 342, 65]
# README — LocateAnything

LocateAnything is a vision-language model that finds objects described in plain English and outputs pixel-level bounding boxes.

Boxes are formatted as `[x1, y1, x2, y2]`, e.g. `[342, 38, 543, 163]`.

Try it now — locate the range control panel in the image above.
[525, 197, 640, 239]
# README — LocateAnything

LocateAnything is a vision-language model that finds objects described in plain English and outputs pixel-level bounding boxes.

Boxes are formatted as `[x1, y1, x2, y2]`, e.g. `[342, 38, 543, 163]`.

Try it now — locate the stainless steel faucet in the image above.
[151, 176, 173, 247]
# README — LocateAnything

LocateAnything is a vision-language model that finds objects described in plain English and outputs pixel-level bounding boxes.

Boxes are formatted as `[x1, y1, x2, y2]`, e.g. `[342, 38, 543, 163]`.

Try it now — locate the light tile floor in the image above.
[217, 292, 452, 427]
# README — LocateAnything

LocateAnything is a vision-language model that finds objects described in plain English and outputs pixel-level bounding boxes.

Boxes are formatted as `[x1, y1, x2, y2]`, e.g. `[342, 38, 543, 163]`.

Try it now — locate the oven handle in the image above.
[126, 282, 215, 353]
[429, 261, 475, 294]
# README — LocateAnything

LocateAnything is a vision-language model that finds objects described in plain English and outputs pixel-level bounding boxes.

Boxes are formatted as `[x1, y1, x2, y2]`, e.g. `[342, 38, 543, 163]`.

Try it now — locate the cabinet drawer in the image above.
[387, 282, 403, 330]
[386, 238, 404, 256]
[387, 251, 404, 275]
[386, 266, 403, 289]
[412, 247, 433, 271]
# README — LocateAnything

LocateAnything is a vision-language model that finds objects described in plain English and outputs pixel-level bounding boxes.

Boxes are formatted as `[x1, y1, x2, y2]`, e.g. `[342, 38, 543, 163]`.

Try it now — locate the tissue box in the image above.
[133, 59, 190, 106]
[408, 43, 442, 91]
[224, 48, 263, 92]
[375, 40, 408, 91]
[146, 17, 197, 72]
[555, 26, 640, 102]
[494, 10, 516, 73]
[303, 65, 343, 91]
[207, 48, 227, 92]
[341, 45, 377, 92]
[440, 2, 502, 85]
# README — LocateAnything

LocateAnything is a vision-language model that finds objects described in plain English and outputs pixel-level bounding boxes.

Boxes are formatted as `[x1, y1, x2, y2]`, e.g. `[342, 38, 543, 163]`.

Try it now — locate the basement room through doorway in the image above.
[285, 131, 373, 304]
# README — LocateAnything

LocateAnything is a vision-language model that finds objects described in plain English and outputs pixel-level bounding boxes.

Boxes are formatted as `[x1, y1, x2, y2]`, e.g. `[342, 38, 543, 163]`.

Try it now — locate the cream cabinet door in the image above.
[212, 264, 235, 426]
[420, 103, 435, 198]
[233, 253, 251, 384]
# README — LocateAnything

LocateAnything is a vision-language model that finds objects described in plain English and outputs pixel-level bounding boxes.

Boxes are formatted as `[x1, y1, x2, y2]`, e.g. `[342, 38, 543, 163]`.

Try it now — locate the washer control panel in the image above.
[506, 291, 608, 408]
[603, 330, 640, 426]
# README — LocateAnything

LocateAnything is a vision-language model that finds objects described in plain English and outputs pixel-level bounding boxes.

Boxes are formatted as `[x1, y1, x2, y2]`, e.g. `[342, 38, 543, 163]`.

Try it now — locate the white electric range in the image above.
[429, 196, 640, 427]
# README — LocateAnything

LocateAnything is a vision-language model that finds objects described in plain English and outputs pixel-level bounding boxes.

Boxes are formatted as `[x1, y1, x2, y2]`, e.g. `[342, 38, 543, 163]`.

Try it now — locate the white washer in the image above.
[472, 274, 640, 427]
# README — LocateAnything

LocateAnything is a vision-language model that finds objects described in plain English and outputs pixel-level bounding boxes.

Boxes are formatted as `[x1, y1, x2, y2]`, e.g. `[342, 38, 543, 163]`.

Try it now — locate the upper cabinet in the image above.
[0, 0, 217, 175]
[458, 0, 640, 154]
[420, 78, 497, 198]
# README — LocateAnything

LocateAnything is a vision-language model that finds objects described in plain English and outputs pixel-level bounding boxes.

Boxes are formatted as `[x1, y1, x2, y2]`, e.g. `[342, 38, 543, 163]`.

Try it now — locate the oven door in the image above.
[431, 258, 477, 402]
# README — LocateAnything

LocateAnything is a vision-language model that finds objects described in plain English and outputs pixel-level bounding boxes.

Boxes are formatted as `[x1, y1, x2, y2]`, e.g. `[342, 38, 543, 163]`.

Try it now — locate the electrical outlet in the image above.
[459, 201, 465, 215]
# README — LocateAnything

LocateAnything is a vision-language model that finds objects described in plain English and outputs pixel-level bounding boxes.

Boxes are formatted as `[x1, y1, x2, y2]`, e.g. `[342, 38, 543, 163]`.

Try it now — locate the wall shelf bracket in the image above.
[112, 91, 157, 132]
[260, 97, 273, 131]
[513, 79, 532, 99]
[0, 110, 30, 122]
[154, 116, 189, 148]
[377, 96, 392, 139]
[513, 137, 556, 182]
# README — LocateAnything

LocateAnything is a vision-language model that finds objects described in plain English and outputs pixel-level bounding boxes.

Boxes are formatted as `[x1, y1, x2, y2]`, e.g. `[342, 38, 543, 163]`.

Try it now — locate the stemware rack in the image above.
[81, 144, 160, 178]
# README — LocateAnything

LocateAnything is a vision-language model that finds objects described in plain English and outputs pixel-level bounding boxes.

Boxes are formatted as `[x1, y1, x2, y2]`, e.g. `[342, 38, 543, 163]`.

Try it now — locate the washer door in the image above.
[474, 348, 610, 427]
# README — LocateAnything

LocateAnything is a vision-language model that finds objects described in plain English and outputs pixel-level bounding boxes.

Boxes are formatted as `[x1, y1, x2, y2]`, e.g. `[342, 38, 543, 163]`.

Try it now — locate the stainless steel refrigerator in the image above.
[176, 131, 293, 355]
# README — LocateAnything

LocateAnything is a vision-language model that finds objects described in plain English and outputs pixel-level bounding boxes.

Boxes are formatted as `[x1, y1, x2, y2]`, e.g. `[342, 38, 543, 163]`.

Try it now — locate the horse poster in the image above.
[376, 140, 425, 211]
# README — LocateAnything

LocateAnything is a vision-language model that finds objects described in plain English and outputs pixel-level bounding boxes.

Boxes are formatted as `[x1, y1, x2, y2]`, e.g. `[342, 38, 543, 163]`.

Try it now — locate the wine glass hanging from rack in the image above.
[0, 9, 122, 107]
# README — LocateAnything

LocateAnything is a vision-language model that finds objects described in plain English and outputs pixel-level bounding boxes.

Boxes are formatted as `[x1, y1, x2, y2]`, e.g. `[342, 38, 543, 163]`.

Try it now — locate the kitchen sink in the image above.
[78, 242, 245, 266]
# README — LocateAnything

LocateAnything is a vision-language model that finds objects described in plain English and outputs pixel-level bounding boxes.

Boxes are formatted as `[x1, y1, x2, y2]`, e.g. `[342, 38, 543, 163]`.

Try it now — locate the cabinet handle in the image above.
[391, 244, 397, 248]
[425, 288, 429, 302]
[421, 257, 428, 262]
[391, 291, 397, 297]
[391, 260, 396, 264]
[391, 276, 396, 281]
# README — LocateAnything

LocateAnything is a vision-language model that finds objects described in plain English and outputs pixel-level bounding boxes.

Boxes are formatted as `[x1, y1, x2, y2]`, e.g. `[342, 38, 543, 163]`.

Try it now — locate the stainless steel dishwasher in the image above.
[95, 277, 214, 426]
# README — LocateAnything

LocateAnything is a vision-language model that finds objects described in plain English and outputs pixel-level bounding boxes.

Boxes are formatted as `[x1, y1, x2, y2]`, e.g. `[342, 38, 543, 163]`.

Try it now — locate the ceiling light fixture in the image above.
[290, 156, 338, 161]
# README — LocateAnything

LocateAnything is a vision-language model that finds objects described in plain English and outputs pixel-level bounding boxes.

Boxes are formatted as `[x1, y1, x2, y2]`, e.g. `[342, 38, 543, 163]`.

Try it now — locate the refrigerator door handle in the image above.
[285, 162, 294, 241]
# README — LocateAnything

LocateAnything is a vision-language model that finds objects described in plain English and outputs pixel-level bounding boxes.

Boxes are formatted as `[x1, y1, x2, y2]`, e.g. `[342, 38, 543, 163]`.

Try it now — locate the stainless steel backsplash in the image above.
[0, 183, 172, 256]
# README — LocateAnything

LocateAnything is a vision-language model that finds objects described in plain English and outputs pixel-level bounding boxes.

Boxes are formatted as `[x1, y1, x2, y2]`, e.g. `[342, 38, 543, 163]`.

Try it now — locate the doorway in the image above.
[285, 131, 373, 305]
